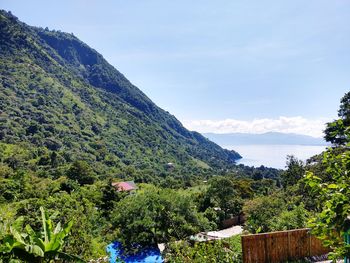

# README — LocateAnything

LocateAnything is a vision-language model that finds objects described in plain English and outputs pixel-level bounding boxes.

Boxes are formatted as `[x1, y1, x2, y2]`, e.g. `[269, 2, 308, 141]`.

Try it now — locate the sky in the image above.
[1, 0, 350, 137]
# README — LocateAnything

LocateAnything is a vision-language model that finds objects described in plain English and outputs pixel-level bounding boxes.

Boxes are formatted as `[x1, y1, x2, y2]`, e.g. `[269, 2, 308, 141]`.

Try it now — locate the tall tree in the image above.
[305, 91, 350, 260]
[200, 176, 243, 220]
[281, 155, 305, 188]
[324, 92, 350, 145]
[111, 186, 210, 248]
[67, 161, 95, 185]
[305, 149, 350, 260]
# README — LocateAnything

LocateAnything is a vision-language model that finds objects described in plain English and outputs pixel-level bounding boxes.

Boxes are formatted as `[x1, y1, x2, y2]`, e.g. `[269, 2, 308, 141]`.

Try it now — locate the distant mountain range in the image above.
[203, 132, 329, 146]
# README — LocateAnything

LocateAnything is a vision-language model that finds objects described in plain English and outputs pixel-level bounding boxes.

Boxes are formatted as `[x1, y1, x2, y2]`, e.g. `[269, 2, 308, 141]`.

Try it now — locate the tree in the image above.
[304, 148, 350, 260]
[324, 92, 350, 145]
[0, 207, 85, 262]
[268, 203, 309, 231]
[111, 186, 210, 248]
[281, 155, 305, 188]
[232, 179, 254, 199]
[324, 119, 347, 145]
[202, 177, 243, 219]
[338, 92, 350, 120]
[243, 195, 285, 233]
[100, 178, 122, 217]
[165, 235, 242, 263]
[67, 160, 95, 185]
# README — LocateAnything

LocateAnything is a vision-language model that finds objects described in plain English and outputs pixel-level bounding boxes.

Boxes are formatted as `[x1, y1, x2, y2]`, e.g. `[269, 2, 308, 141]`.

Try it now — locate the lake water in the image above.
[226, 145, 327, 169]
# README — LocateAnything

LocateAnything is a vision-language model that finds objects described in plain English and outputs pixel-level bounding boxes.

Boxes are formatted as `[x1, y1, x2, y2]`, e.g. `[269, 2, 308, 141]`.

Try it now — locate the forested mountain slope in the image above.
[0, 10, 240, 180]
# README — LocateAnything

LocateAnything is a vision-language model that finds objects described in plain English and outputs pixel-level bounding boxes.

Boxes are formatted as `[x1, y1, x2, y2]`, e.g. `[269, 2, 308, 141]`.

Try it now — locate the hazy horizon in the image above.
[203, 131, 326, 139]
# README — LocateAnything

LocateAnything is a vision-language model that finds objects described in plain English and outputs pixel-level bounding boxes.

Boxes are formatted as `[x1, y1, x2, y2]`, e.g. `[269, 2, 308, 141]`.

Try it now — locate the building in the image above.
[111, 181, 138, 192]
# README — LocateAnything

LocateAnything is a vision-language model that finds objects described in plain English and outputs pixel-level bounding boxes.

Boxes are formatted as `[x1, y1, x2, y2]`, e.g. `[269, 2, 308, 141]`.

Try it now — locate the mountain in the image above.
[0, 10, 241, 180]
[203, 132, 328, 147]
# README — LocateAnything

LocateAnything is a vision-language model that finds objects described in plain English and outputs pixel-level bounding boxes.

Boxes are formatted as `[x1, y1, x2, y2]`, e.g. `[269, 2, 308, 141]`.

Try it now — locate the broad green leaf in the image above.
[10, 228, 25, 244]
[40, 207, 48, 244]
[11, 217, 24, 232]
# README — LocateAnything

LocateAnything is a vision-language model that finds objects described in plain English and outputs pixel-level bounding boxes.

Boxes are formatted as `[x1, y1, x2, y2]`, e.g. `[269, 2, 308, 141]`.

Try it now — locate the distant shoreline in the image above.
[226, 144, 327, 169]
[204, 132, 329, 148]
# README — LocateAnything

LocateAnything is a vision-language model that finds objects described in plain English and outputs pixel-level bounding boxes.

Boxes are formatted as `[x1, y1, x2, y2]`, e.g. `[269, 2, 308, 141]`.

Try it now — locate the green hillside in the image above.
[0, 10, 287, 262]
[0, 10, 241, 182]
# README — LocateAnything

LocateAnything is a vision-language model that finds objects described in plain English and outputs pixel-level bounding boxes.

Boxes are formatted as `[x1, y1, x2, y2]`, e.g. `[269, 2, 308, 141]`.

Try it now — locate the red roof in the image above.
[112, 181, 138, 192]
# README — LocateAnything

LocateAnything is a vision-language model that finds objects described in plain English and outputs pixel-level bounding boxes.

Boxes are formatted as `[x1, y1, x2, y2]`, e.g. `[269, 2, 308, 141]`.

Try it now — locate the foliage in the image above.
[243, 194, 285, 233]
[199, 177, 243, 224]
[0, 8, 282, 187]
[0, 9, 287, 262]
[0, 207, 85, 262]
[324, 92, 350, 145]
[302, 91, 350, 260]
[304, 148, 350, 260]
[268, 204, 309, 231]
[111, 186, 211, 248]
[165, 235, 242, 263]
[243, 193, 308, 233]
[67, 160, 95, 185]
[0, 168, 108, 260]
[281, 155, 305, 188]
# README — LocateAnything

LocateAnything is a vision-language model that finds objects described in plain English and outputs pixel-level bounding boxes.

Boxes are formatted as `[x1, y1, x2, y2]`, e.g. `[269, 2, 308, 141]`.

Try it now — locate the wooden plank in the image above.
[288, 229, 310, 260]
[265, 231, 289, 263]
[310, 236, 330, 256]
[242, 234, 266, 263]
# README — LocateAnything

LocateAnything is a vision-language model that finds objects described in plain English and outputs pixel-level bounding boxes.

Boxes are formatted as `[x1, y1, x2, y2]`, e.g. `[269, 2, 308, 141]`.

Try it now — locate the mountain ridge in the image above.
[0, 10, 241, 181]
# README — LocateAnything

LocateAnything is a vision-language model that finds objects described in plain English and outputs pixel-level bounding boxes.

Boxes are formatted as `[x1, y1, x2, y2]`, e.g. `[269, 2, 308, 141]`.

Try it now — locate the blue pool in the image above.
[107, 242, 163, 263]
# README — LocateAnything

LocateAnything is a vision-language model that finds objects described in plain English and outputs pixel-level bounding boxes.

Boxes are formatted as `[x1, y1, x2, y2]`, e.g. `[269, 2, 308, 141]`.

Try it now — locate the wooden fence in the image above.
[241, 228, 330, 263]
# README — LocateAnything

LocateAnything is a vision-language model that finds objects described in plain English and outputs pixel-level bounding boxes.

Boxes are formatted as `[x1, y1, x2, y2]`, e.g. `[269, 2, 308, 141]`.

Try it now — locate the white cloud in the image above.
[181, 116, 331, 138]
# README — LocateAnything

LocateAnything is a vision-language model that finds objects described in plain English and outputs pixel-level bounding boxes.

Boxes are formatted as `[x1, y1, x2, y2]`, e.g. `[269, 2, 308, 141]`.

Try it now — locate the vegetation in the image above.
[235, 91, 350, 261]
[0, 9, 283, 262]
[243, 192, 308, 233]
[324, 92, 350, 145]
[165, 235, 242, 263]
[111, 185, 211, 247]
[0, 10, 241, 189]
[303, 91, 350, 260]
[304, 149, 350, 260]
[0, 207, 84, 262]
[5, 8, 350, 263]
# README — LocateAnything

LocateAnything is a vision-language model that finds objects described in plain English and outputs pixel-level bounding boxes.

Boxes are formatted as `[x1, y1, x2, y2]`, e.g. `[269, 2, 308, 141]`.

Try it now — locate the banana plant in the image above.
[0, 207, 86, 262]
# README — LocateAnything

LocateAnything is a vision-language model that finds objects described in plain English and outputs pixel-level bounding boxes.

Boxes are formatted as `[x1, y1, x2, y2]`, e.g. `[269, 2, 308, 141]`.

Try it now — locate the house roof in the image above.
[112, 181, 138, 192]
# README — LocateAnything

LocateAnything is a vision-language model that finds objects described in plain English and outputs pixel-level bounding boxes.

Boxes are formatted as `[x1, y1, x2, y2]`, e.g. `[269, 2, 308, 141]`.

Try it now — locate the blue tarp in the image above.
[107, 242, 163, 263]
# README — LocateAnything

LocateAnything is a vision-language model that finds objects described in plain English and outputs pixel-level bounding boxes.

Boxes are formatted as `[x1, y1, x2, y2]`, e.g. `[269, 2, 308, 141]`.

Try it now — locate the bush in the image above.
[165, 235, 242, 263]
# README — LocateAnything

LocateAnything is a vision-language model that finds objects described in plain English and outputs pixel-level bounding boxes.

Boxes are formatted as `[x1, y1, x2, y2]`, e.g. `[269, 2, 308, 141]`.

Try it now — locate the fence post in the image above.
[308, 229, 311, 257]
[264, 234, 268, 263]
[241, 235, 246, 263]
[287, 230, 291, 261]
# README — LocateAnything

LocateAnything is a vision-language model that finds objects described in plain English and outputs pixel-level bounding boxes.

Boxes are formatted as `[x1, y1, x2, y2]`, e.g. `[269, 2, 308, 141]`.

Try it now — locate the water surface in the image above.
[226, 144, 327, 169]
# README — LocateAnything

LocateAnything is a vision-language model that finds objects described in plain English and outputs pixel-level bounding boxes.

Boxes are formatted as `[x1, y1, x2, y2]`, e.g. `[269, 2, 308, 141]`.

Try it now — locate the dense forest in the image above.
[1, 9, 349, 263]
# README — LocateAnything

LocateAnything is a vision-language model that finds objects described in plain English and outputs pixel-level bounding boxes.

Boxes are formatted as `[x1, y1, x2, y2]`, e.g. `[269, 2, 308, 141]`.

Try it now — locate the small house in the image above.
[112, 181, 138, 193]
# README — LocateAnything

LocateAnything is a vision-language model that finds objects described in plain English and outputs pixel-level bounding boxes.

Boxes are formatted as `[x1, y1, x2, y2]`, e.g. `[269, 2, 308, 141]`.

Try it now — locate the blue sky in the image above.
[1, 0, 350, 137]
